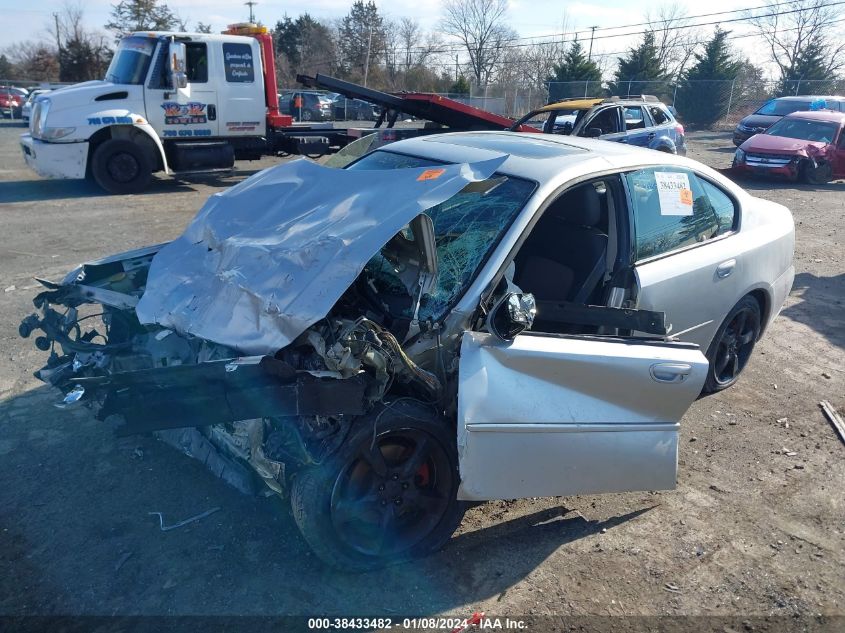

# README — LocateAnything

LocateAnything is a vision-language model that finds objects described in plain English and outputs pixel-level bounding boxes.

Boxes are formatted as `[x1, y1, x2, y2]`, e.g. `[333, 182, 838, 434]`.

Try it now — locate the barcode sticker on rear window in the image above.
[654, 171, 693, 216]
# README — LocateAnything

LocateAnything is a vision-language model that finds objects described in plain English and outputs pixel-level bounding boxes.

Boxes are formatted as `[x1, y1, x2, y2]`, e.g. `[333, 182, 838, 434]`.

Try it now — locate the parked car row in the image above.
[731, 95, 845, 184]
[278, 90, 381, 122]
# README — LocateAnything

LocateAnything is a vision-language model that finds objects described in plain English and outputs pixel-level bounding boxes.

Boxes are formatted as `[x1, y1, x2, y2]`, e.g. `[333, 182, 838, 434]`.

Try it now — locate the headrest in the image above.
[547, 184, 602, 227]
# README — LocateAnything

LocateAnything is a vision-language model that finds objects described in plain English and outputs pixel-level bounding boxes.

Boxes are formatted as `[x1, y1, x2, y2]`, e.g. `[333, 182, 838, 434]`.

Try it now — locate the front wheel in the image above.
[90, 139, 152, 194]
[800, 160, 832, 185]
[290, 401, 465, 571]
[703, 295, 762, 393]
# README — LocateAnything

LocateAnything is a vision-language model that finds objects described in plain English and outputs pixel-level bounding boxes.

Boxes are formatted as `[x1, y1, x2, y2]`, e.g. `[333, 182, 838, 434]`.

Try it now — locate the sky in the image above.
[0, 0, 835, 78]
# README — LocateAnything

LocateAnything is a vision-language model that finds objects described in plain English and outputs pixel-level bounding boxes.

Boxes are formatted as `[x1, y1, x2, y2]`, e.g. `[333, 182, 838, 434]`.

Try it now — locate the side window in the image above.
[625, 167, 727, 260]
[223, 43, 255, 82]
[698, 179, 738, 234]
[624, 106, 647, 130]
[649, 106, 669, 125]
[585, 107, 621, 135]
[185, 43, 208, 83]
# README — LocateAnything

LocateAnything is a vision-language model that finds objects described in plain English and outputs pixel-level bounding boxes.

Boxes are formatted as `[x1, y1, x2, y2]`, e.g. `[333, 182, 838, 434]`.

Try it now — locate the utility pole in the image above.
[455, 54, 459, 82]
[363, 25, 373, 87]
[588, 26, 598, 60]
[245, 1, 257, 23]
[53, 12, 62, 52]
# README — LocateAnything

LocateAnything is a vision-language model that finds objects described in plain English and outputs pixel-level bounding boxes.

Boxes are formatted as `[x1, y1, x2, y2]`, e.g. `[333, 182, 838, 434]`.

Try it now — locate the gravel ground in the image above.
[0, 122, 843, 628]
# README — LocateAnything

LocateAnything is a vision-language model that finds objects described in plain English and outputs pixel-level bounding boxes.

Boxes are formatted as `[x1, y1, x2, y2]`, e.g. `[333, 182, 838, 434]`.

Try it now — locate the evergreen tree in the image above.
[610, 32, 668, 96]
[675, 28, 742, 127]
[272, 14, 336, 80]
[338, 1, 385, 81]
[547, 40, 602, 100]
[783, 37, 829, 95]
[449, 76, 470, 94]
[106, 0, 178, 41]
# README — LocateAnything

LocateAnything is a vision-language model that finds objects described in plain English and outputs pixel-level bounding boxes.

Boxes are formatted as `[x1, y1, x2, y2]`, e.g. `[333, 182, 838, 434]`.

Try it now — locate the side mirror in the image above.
[586, 127, 603, 138]
[169, 41, 188, 89]
[488, 292, 536, 342]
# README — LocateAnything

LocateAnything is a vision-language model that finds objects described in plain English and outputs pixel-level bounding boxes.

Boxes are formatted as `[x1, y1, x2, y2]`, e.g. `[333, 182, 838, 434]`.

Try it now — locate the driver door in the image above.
[457, 330, 707, 501]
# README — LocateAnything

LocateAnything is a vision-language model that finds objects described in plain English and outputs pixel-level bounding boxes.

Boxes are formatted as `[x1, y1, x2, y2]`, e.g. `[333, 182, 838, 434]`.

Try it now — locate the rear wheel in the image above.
[703, 295, 762, 393]
[90, 139, 152, 194]
[290, 402, 465, 571]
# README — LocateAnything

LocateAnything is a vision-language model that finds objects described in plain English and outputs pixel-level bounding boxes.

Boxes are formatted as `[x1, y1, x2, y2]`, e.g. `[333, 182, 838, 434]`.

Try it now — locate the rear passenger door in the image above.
[623, 105, 654, 147]
[625, 167, 742, 350]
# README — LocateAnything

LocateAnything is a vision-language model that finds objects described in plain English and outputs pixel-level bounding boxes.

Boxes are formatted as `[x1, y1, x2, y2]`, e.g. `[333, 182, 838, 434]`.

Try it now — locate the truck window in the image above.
[223, 43, 255, 83]
[186, 43, 208, 83]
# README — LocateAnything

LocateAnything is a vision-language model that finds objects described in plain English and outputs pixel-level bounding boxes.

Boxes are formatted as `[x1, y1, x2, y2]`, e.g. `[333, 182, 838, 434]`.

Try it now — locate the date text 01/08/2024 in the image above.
[307, 616, 528, 630]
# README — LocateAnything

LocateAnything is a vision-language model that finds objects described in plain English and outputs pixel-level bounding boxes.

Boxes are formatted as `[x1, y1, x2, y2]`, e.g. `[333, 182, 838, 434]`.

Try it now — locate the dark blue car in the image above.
[512, 95, 686, 155]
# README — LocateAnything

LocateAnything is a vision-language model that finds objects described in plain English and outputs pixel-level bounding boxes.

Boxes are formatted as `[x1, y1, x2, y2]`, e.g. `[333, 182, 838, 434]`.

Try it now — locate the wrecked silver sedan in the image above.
[20, 132, 793, 570]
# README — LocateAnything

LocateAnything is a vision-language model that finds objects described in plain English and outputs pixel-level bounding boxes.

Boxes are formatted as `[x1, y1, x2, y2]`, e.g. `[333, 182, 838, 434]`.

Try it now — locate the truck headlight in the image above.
[32, 98, 50, 138]
[734, 148, 746, 163]
[41, 127, 76, 141]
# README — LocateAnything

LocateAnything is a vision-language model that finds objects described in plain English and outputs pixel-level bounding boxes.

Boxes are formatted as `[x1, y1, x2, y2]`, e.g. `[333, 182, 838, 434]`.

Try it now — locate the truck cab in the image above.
[20, 25, 290, 194]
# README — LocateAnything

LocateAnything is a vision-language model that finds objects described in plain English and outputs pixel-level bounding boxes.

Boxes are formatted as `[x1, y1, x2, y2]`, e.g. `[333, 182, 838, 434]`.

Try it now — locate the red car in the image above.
[0, 86, 27, 118]
[732, 110, 845, 184]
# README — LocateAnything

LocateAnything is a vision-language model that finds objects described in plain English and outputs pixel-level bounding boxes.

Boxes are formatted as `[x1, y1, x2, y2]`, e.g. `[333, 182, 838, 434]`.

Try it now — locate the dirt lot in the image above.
[0, 122, 843, 628]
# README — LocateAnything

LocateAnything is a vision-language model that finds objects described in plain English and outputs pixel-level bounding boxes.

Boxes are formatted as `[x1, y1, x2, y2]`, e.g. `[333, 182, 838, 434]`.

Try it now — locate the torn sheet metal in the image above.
[135, 156, 507, 355]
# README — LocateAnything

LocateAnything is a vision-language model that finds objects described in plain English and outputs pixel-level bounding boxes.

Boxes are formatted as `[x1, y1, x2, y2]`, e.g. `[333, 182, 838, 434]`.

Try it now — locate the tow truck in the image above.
[19, 24, 529, 194]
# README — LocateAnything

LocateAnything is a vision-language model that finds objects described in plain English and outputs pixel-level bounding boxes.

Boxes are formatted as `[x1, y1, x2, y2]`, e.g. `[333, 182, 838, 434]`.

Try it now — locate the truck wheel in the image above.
[703, 295, 761, 393]
[800, 160, 832, 185]
[290, 401, 466, 571]
[91, 139, 152, 194]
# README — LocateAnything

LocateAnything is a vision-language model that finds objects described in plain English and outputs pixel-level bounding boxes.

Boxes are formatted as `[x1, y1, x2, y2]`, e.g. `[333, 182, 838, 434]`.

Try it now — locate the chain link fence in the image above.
[463, 79, 845, 128]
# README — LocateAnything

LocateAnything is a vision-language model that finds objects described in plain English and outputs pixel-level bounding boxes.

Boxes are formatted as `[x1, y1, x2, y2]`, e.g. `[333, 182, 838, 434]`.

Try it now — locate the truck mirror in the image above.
[169, 41, 188, 89]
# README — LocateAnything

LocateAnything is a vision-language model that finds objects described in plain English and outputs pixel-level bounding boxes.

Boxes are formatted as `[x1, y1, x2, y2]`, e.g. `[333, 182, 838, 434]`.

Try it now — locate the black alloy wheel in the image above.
[290, 402, 465, 571]
[703, 295, 762, 393]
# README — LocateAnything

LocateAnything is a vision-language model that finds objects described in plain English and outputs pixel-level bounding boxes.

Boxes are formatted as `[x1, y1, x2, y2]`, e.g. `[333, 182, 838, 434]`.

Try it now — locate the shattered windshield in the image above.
[766, 118, 839, 144]
[105, 36, 156, 85]
[348, 150, 535, 321]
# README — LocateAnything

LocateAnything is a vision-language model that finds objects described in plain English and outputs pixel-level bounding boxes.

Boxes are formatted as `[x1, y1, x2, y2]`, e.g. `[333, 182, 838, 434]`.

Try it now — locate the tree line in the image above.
[1, 0, 842, 127]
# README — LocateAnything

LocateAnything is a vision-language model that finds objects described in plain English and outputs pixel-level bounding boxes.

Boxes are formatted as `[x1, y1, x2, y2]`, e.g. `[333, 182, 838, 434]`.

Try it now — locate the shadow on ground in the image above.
[0, 385, 652, 616]
[782, 272, 845, 352]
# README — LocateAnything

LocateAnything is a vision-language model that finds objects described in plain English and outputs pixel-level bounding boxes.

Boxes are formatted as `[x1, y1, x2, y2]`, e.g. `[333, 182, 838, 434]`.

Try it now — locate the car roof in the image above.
[783, 110, 845, 123]
[537, 98, 604, 112]
[383, 131, 697, 183]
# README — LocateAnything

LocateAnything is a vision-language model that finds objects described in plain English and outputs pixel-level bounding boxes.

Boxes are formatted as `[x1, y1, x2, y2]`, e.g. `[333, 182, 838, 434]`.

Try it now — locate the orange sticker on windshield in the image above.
[417, 168, 446, 181]
[679, 188, 693, 205]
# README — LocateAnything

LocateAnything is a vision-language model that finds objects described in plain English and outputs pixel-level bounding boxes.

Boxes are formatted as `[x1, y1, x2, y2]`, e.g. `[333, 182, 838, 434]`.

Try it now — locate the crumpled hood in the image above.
[135, 156, 507, 355]
[741, 133, 829, 154]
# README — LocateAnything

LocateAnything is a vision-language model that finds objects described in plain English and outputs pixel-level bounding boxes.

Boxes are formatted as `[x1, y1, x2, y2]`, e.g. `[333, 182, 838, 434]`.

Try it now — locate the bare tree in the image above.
[745, 0, 845, 80]
[441, 0, 513, 85]
[645, 3, 698, 79]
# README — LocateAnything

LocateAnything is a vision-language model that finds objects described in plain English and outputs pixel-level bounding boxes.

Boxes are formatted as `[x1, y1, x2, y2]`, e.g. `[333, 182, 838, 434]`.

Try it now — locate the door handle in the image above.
[650, 362, 692, 384]
[648, 132, 656, 139]
[207, 104, 217, 121]
[716, 259, 736, 279]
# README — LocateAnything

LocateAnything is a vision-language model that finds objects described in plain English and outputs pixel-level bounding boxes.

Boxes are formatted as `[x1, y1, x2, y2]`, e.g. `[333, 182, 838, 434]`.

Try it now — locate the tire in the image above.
[800, 160, 832, 185]
[703, 295, 762, 393]
[90, 139, 152, 194]
[290, 401, 466, 571]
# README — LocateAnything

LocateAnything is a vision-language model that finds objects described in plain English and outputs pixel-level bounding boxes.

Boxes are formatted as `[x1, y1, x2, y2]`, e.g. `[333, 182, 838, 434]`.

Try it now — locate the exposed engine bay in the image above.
[18, 157, 506, 497]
